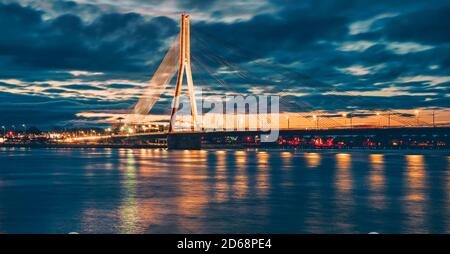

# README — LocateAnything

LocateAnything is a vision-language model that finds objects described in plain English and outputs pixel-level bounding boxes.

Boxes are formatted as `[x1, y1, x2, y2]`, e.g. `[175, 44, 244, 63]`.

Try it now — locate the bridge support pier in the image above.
[167, 133, 201, 150]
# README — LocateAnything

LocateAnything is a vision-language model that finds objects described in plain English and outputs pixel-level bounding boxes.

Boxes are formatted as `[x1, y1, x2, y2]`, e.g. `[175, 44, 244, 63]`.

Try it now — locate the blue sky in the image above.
[0, 0, 449, 128]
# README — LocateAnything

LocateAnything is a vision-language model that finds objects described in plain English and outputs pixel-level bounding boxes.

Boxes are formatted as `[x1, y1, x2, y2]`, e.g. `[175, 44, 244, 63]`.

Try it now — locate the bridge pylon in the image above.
[169, 14, 199, 132]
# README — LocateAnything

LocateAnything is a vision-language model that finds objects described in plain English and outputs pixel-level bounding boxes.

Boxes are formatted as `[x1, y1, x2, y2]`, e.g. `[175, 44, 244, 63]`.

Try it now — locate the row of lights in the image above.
[1, 124, 27, 134]
[285, 110, 422, 129]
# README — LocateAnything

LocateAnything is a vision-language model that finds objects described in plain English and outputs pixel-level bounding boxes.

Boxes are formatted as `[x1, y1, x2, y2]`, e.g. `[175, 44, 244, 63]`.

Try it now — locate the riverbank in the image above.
[1, 143, 448, 151]
[0, 143, 166, 149]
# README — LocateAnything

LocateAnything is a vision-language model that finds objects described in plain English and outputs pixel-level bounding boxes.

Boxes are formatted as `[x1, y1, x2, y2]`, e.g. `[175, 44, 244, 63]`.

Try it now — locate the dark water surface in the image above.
[0, 147, 449, 234]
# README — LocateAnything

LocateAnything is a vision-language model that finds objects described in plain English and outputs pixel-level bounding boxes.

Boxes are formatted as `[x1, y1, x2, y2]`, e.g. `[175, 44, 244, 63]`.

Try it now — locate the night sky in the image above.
[0, 0, 449, 129]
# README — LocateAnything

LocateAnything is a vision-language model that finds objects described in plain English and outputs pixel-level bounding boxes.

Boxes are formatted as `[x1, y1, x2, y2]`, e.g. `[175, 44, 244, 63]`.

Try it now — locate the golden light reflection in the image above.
[281, 151, 292, 170]
[405, 155, 425, 201]
[369, 154, 385, 209]
[256, 152, 270, 198]
[118, 149, 139, 233]
[167, 150, 209, 169]
[304, 152, 321, 168]
[404, 154, 427, 232]
[235, 150, 247, 165]
[234, 151, 248, 198]
[139, 148, 148, 158]
[175, 150, 209, 232]
[333, 153, 355, 231]
[369, 154, 385, 186]
[281, 151, 292, 159]
[336, 153, 351, 170]
[257, 151, 269, 167]
[137, 149, 171, 177]
[370, 154, 384, 171]
[214, 150, 228, 203]
[127, 149, 211, 234]
[335, 153, 352, 192]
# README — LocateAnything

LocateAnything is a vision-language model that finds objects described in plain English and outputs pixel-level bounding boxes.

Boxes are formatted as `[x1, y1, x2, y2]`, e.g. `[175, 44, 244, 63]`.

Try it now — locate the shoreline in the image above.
[1, 143, 449, 152]
[0, 143, 165, 149]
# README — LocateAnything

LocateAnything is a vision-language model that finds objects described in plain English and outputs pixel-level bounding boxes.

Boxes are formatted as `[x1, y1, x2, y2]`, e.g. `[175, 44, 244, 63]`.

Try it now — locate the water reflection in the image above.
[0, 148, 449, 233]
[234, 151, 248, 198]
[404, 154, 427, 233]
[304, 152, 321, 168]
[334, 153, 354, 232]
[368, 154, 385, 210]
[214, 150, 228, 203]
[448, 156, 450, 226]
[257, 152, 270, 198]
[335, 153, 352, 192]
[405, 155, 425, 201]
[175, 150, 209, 233]
[118, 149, 139, 233]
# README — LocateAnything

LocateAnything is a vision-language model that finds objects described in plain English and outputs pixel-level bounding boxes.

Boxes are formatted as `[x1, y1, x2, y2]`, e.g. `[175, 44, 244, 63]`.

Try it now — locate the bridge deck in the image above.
[119, 127, 449, 139]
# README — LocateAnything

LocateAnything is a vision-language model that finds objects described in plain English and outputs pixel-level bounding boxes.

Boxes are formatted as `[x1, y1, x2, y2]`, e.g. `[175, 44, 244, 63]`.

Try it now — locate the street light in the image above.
[22, 124, 26, 133]
[342, 113, 347, 127]
[1, 126, 5, 136]
[414, 110, 420, 126]
[286, 116, 290, 129]
[376, 112, 380, 127]
[432, 110, 436, 128]
[312, 114, 318, 129]
[349, 113, 353, 129]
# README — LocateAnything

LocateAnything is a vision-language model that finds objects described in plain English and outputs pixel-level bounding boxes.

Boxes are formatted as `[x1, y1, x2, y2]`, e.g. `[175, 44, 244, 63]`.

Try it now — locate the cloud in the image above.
[337, 40, 377, 52]
[381, 6, 450, 44]
[0, 0, 449, 128]
[68, 70, 104, 76]
[385, 42, 433, 54]
[349, 13, 398, 35]
[0, 2, 178, 73]
[395, 75, 450, 86]
[337, 64, 385, 76]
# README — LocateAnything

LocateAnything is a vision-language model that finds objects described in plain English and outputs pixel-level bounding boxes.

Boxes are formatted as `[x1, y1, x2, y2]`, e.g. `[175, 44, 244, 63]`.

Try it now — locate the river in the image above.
[0, 147, 449, 233]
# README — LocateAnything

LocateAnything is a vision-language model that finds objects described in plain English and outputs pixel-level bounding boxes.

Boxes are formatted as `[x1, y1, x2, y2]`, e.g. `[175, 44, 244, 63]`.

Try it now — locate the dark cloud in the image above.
[178, 0, 219, 10]
[63, 84, 104, 90]
[0, 91, 133, 128]
[192, 8, 350, 63]
[51, 0, 99, 14]
[0, 0, 449, 128]
[107, 84, 138, 89]
[0, 2, 178, 74]
[381, 6, 450, 44]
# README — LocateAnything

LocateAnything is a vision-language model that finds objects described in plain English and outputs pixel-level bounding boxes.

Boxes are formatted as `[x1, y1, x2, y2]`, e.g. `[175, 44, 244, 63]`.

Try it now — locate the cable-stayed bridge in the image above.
[104, 14, 448, 149]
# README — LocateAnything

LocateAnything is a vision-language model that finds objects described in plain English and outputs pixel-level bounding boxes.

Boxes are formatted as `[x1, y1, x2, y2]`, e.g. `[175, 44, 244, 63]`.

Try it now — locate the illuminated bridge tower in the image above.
[169, 14, 199, 132]
[168, 14, 201, 149]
